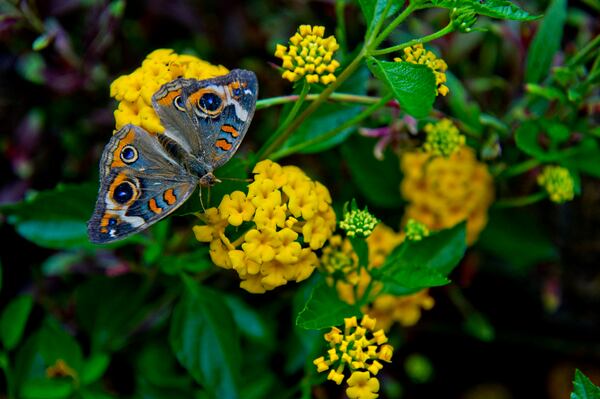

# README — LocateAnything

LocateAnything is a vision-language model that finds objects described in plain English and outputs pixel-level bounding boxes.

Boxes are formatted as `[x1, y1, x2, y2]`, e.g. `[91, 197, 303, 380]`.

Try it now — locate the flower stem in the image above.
[500, 158, 540, 178]
[256, 92, 387, 110]
[368, 3, 416, 50]
[493, 191, 547, 208]
[269, 93, 394, 160]
[335, 0, 348, 53]
[369, 23, 454, 56]
[258, 48, 367, 160]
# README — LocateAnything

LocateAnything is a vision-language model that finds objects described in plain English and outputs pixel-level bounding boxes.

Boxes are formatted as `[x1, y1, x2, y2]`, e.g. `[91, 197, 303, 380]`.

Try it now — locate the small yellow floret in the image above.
[537, 165, 575, 204]
[274, 25, 340, 85]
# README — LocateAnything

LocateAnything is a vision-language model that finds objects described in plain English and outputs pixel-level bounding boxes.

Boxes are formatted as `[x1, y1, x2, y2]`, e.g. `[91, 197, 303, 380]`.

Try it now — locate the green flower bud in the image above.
[537, 166, 575, 204]
[423, 118, 465, 157]
[405, 219, 430, 241]
[339, 205, 379, 238]
[451, 7, 478, 33]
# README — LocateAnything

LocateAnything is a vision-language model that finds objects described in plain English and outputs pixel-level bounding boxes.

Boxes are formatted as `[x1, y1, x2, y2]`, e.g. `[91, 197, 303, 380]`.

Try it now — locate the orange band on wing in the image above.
[111, 128, 136, 168]
[163, 189, 177, 205]
[216, 139, 232, 151]
[149, 198, 162, 214]
[156, 89, 181, 106]
[221, 125, 239, 137]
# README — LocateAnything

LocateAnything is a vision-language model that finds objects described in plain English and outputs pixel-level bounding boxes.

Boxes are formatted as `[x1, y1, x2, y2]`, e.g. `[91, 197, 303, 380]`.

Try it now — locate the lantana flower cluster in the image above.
[194, 160, 336, 293]
[395, 44, 449, 96]
[313, 315, 393, 399]
[110, 49, 229, 133]
[323, 224, 436, 331]
[400, 146, 494, 244]
[537, 165, 575, 204]
[274, 25, 340, 84]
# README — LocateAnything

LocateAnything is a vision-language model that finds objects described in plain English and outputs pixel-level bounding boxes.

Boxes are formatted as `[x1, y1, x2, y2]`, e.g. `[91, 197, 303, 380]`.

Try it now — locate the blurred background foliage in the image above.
[0, 0, 599, 398]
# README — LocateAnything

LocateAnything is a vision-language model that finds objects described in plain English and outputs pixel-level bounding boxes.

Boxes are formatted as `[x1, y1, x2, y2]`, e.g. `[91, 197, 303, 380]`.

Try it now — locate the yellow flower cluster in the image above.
[194, 160, 336, 293]
[324, 224, 436, 331]
[46, 359, 78, 382]
[423, 118, 465, 157]
[274, 25, 340, 84]
[537, 165, 575, 204]
[339, 207, 379, 238]
[395, 44, 449, 96]
[400, 146, 494, 245]
[313, 315, 393, 399]
[110, 49, 229, 133]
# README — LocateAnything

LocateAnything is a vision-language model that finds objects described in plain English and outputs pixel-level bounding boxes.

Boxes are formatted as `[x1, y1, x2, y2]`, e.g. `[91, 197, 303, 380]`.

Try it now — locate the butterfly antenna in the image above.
[207, 185, 212, 208]
[217, 176, 253, 183]
[199, 186, 206, 213]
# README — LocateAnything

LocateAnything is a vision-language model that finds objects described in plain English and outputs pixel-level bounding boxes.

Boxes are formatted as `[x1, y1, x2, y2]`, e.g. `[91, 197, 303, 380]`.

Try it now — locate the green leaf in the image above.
[379, 223, 467, 292]
[427, 0, 539, 21]
[169, 278, 241, 398]
[223, 295, 274, 346]
[14, 318, 83, 397]
[1, 183, 98, 249]
[158, 248, 214, 275]
[571, 369, 600, 399]
[0, 295, 34, 350]
[479, 208, 558, 273]
[446, 72, 482, 134]
[525, 0, 567, 83]
[359, 0, 402, 37]
[296, 280, 361, 330]
[367, 58, 436, 119]
[341, 135, 404, 208]
[81, 353, 110, 386]
[75, 276, 152, 352]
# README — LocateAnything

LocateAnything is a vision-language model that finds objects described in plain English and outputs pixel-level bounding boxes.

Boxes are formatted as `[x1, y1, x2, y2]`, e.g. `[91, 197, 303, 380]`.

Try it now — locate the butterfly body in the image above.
[88, 69, 258, 244]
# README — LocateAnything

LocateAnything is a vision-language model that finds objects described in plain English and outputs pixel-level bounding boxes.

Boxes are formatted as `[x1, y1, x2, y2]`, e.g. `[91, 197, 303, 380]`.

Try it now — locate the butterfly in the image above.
[88, 69, 258, 244]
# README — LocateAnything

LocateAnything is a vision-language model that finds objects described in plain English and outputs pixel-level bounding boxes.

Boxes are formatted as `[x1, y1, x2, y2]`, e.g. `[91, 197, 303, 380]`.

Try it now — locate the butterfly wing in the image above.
[152, 69, 258, 172]
[88, 125, 198, 244]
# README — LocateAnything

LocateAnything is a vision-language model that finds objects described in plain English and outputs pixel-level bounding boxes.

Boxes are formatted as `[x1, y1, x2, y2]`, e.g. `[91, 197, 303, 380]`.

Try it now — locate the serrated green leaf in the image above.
[525, 0, 567, 83]
[169, 278, 241, 398]
[0, 295, 34, 350]
[223, 295, 274, 346]
[379, 223, 466, 292]
[571, 369, 600, 399]
[367, 58, 436, 118]
[296, 280, 361, 330]
[1, 183, 98, 249]
[427, 0, 539, 21]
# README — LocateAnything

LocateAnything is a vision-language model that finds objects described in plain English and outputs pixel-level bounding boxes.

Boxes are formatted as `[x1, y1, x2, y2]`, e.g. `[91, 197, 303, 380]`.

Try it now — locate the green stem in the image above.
[369, 23, 454, 56]
[258, 48, 367, 160]
[493, 191, 547, 208]
[368, 0, 395, 43]
[256, 92, 385, 110]
[256, 82, 309, 159]
[270, 93, 393, 160]
[368, 3, 416, 50]
[336, 0, 348, 53]
[567, 33, 600, 67]
[500, 158, 540, 178]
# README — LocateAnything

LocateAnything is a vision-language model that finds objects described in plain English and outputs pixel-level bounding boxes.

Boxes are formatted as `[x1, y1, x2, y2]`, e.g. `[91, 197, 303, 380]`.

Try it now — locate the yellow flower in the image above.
[313, 315, 393, 393]
[395, 44, 449, 96]
[110, 49, 229, 133]
[274, 25, 340, 85]
[346, 371, 380, 399]
[194, 160, 336, 293]
[367, 290, 435, 331]
[400, 146, 494, 244]
[423, 118, 465, 157]
[537, 165, 575, 204]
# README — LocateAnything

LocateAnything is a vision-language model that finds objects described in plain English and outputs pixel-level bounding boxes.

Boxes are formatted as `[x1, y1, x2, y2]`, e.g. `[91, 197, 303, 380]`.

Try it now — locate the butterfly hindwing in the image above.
[88, 125, 198, 243]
